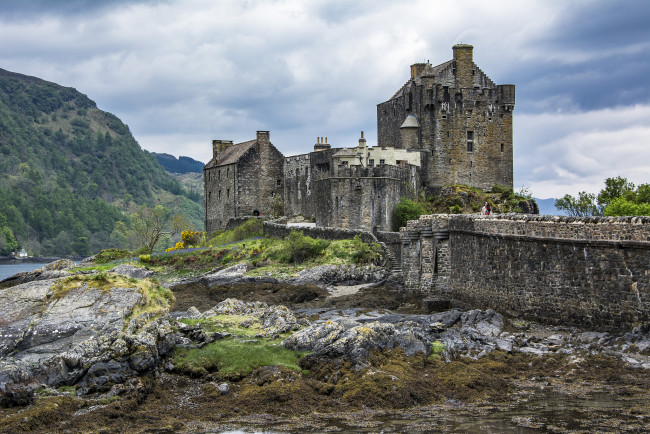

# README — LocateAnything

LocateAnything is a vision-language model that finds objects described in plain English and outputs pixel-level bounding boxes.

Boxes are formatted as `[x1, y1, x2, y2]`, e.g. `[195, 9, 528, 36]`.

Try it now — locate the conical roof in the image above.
[400, 114, 420, 128]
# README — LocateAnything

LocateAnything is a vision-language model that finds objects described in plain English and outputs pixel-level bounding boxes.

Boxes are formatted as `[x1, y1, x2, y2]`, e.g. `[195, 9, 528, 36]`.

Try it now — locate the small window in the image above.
[369, 159, 374, 166]
[227, 168, 230, 178]
[277, 179, 282, 187]
[218, 170, 221, 179]
[467, 131, 474, 152]
[379, 159, 385, 165]
[467, 110, 472, 118]
[227, 188, 230, 198]
[441, 114, 447, 119]
[208, 191, 211, 201]
[218, 190, 221, 200]
[501, 143, 504, 153]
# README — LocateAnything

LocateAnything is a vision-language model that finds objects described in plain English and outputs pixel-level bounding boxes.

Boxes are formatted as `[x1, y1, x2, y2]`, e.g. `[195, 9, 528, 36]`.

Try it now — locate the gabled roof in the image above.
[205, 139, 256, 168]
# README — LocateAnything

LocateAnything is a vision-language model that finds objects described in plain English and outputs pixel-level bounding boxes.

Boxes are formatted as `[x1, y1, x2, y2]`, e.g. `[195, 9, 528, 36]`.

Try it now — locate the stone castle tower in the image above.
[377, 44, 514, 192]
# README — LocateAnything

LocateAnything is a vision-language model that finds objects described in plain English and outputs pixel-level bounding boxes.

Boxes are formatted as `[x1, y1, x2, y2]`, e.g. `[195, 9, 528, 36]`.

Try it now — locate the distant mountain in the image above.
[153, 153, 204, 174]
[534, 198, 568, 216]
[0, 67, 202, 256]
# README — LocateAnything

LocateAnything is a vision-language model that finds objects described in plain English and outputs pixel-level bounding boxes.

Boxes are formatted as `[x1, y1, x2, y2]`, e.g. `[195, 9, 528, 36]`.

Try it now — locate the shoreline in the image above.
[0, 256, 84, 265]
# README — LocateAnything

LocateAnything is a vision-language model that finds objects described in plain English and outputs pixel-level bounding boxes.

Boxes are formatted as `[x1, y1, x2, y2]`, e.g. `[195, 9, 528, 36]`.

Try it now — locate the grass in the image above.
[140, 232, 383, 278]
[174, 338, 305, 376]
[174, 313, 306, 376]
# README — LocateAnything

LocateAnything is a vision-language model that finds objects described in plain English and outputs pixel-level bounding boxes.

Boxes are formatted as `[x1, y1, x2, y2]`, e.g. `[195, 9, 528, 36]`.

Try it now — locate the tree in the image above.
[555, 192, 601, 217]
[604, 197, 650, 217]
[597, 176, 635, 209]
[0, 226, 19, 256]
[116, 205, 184, 253]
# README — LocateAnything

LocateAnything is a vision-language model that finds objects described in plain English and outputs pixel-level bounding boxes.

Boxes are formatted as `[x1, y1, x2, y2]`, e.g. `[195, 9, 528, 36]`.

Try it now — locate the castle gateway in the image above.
[204, 45, 514, 232]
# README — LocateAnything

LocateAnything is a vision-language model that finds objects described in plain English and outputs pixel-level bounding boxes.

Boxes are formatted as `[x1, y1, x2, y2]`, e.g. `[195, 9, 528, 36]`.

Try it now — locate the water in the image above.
[0, 263, 49, 281]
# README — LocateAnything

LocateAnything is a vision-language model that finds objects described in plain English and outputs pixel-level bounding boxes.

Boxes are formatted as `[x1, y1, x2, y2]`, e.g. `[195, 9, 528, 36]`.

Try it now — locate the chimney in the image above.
[314, 135, 331, 152]
[410, 63, 427, 79]
[452, 44, 474, 89]
[256, 130, 270, 145]
[358, 131, 367, 148]
[212, 139, 233, 164]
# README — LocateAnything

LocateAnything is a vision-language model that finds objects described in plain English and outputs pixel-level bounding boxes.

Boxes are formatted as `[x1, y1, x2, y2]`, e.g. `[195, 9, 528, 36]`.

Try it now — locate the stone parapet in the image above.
[401, 213, 650, 331]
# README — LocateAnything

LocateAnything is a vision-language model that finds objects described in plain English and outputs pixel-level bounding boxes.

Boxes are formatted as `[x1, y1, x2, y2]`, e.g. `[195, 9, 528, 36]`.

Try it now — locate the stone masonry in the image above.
[377, 44, 514, 192]
[401, 214, 650, 331]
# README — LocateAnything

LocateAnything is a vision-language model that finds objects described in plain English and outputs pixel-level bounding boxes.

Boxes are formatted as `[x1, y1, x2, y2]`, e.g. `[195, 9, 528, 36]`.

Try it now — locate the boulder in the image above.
[109, 264, 154, 280]
[284, 320, 430, 368]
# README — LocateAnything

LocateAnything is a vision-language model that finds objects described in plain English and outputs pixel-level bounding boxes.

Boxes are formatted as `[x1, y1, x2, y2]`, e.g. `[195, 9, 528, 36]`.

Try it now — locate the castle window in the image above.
[369, 159, 374, 166]
[379, 159, 385, 165]
[218, 170, 221, 179]
[227, 188, 230, 198]
[227, 168, 230, 178]
[277, 179, 282, 187]
[218, 190, 221, 200]
[208, 191, 211, 201]
[466, 131, 474, 152]
[467, 110, 472, 118]
[501, 143, 504, 153]
[296, 168, 299, 176]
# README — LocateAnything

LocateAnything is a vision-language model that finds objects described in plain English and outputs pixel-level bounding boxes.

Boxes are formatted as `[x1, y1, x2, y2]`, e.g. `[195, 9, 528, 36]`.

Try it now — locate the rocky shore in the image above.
[1, 260, 649, 432]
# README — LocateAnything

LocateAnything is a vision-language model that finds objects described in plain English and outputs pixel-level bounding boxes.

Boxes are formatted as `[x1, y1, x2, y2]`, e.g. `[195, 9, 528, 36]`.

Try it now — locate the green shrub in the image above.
[350, 235, 383, 265]
[139, 254, 151, 263]
[93, 248, 131, 264]
[393, 197, 426, 230]
[279, 231, 329, 263]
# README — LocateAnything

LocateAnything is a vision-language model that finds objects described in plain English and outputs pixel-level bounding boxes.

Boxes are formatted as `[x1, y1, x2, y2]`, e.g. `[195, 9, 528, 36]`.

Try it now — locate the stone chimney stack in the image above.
[314, 136, 331, 152]
[452, 44, 474, 89]
[256, 130, 270, 145]
[212, 139, 233, 165]
[410, 63, 427, 79]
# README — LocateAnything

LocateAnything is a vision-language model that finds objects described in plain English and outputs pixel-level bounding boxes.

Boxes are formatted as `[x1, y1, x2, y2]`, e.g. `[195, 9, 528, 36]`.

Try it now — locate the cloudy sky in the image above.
[1, 0, 648, 199]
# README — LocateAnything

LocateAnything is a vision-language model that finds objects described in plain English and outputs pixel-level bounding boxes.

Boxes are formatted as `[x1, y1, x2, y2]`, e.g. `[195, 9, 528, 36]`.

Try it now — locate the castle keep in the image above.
[204, 45, 514, 232]
[377, 44, 514, 191]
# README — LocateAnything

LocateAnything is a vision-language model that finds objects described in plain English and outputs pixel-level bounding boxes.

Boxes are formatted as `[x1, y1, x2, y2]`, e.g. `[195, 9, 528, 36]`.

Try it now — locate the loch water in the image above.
[0, 263, 49, 281]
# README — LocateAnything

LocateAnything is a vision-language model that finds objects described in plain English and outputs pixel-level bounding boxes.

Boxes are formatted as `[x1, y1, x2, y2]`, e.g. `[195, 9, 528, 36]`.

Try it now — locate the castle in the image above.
[204, 44, 514, 233]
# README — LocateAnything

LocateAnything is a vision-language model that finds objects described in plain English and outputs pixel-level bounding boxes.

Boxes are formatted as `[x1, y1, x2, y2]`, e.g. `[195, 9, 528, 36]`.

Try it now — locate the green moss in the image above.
[173, 338, 305, 377]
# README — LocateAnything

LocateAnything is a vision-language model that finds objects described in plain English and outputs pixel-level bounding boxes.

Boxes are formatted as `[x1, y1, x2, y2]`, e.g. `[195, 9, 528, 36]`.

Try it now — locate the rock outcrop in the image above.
[0, 274, 175, 406]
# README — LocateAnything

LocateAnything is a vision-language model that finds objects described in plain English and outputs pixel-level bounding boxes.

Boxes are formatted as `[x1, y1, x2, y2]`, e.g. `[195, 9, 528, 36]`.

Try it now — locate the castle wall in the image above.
[283, 153, 313, 219]
[235, 140, 284, 218]
[204, 163, 237, 232]
[401, 214, 650, 331]
[314, 164, 418, 232]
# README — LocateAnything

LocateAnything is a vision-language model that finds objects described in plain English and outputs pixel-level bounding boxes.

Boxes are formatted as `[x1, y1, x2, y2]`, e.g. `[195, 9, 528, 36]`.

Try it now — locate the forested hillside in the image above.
[153, 152, 204, 173]
[0, 68, 202, 256]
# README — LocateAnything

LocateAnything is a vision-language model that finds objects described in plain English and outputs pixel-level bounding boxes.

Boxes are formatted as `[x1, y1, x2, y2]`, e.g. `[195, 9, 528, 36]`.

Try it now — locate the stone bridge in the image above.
[401, 214, 650, 331]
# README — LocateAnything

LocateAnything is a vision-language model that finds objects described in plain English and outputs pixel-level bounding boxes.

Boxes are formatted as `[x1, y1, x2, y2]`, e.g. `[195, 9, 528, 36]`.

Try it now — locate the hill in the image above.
[152, 152, 204, 174]
[0, 68, 202, 256]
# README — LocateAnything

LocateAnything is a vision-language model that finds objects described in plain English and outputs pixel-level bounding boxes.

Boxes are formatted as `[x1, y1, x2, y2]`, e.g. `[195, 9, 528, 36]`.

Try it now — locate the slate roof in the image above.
[205, 139, 256, 168]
